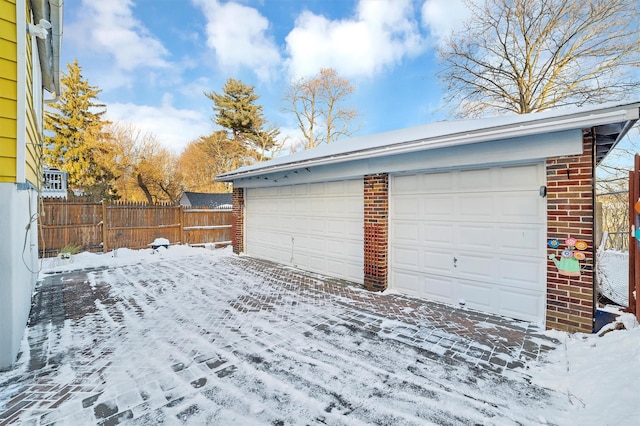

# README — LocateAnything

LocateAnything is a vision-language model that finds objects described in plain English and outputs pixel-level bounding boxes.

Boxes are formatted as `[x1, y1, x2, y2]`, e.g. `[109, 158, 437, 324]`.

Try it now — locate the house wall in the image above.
[545, 130, 595, 333]
[0, 0, 18, 183]
[0, 0, 44, 370]
[0, 185, 39, 370]
[25, 14, 43, 188]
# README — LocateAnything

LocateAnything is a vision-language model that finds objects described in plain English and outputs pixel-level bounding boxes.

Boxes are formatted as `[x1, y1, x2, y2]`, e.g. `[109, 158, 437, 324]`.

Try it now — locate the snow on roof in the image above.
[217, 101, 640, 181]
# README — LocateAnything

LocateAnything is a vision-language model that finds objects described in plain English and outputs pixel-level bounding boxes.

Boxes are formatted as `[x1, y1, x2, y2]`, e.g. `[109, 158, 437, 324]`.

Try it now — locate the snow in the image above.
[2, 245, 639, 425]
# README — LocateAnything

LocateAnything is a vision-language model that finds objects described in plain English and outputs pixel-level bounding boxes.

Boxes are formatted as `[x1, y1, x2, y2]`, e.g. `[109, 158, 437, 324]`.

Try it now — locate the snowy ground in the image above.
[1, 246, 638, 425]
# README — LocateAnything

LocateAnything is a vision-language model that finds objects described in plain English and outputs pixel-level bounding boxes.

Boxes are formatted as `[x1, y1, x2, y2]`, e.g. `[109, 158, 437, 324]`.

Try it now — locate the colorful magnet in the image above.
[565, 237, 577, 247]
[636, 228, 640, 240]
[635, 199, 640, 214]
[548, 239, 560, 248]
[561, 250, 574, 258]
[574, 252, 586, 260]
[574, 240, 588, 251]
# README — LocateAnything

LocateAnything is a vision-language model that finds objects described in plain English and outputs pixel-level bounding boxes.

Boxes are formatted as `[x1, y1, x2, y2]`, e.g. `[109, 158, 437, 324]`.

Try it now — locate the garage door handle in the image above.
[453, 257, 458, 268]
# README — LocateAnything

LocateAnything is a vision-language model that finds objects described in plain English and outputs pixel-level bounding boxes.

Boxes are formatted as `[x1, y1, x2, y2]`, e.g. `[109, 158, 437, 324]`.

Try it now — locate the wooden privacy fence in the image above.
[39, 198, 232, 257]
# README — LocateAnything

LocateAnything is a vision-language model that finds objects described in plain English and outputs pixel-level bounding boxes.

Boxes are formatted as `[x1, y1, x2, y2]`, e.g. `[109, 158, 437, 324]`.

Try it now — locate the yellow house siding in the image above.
[24, 13, 41, 188]
[0, 0, 17, 183]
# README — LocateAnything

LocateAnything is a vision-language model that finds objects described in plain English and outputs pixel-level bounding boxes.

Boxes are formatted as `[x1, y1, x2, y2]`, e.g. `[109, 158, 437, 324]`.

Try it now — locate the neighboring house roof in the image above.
[217, 101, 640, 182]
[180, 192, 232, 207]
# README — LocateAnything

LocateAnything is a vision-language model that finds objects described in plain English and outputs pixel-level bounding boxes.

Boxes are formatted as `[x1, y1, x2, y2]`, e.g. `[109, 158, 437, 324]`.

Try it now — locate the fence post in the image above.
[180, 205, 185, 245]
[102, 199, 108, 253]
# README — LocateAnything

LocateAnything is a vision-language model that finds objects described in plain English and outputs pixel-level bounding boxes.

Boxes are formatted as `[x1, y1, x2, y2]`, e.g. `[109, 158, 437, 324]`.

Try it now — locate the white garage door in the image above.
[390, 164, 546, 323]
[245, 180, 364, 283]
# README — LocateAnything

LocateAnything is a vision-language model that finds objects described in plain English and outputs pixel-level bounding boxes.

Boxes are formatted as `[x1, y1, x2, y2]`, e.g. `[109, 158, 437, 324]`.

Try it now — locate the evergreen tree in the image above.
[45, 60, 116, 198]
[205, 78, 276, 163]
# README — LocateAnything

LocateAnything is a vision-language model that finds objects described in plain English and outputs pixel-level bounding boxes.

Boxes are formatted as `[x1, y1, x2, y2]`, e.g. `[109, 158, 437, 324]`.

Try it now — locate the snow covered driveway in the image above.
[2, 248, 567, 425]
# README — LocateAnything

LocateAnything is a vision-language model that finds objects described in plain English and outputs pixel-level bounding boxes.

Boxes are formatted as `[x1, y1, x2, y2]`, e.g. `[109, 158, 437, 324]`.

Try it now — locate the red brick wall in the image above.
[231, 187, 244, 255]
[545, 129, 595, 333]
[363, 174, 389, 291]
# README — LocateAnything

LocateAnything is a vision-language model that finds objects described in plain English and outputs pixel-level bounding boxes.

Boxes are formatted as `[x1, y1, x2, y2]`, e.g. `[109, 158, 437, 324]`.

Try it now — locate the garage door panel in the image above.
[423, 276, 455, 301]
[390, 164, 546, 324]
[310, 198, 326, 213]
[346, 200, 363, 215]
[393, 197, 420, 217]
[392, 246, 419, 269]
[424, 223, 454, 246]
[500, 193, 543, 222]
[456, 253, 495, 280]
[424, 195, 454, 216]
[246, 181, 364, 284]
[293, 217, 310, 232]
[497, 225, 542, 255]
[392, 222, 420, 242]
[345, 219, 363, 238]
[500, 258, 543, 289]
[457, 224, 495, 251]
[458, 168, 492, 190]
[423, 250, 454, 274]
[458, 280, 493, 310]
[458, 195, 495, 219]
[418, 171, 453, 192]
[499, 290, 543, 323]
[499, 164, 542, 189]
[393, 174, 422, 192]
[391, 271, 421, 295]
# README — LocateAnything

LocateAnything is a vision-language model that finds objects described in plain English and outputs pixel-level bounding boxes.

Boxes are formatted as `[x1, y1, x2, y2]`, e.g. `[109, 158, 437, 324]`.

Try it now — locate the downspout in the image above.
[30, 0, 63, 102]
[46, 0, 63, 103]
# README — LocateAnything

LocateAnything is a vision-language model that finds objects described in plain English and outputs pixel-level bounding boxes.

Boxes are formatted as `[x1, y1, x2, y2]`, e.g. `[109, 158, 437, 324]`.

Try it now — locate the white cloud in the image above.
[66, 0, 170, 71]
[106, 94, 212, 153]
[421, 0, 472, 45]
[285, 0, 424, 79]
[192, 0, 281, 81]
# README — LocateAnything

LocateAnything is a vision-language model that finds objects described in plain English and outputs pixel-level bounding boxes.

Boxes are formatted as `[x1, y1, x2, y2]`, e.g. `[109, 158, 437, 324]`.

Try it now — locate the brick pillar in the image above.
[363, 174, 389, 291]
[231, 187, 244, 255]
[545, 129, 595, 333]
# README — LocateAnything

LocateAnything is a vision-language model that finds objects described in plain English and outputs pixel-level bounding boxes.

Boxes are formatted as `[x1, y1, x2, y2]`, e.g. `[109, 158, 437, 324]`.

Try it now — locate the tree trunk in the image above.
[137, 173, 154, 204]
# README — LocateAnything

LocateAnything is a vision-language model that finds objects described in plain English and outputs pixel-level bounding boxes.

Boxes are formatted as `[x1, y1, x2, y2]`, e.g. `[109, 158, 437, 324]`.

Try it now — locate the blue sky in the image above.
[60, 0, 638, 165]
[60, 0, 472, 153]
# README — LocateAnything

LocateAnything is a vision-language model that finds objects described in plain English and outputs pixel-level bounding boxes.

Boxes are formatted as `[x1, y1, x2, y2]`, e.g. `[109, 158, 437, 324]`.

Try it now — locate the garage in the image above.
[219, 102, 640, 332]
[245, 180, 364, 283]
[390, 164, 547, 323]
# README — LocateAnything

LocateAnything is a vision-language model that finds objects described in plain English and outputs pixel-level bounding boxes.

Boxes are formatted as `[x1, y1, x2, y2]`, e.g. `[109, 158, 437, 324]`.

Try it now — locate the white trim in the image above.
[16, 0, 27, 184]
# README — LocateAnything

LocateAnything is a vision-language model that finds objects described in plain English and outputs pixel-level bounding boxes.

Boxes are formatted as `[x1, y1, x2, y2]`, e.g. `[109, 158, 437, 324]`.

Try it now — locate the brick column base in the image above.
[363, 174, 389, 292]
[231, 187, 244, 255]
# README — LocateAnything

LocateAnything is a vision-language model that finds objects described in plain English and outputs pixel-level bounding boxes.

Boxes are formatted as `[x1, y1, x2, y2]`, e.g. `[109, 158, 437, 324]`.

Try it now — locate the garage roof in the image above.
[217, 101, 640, 182]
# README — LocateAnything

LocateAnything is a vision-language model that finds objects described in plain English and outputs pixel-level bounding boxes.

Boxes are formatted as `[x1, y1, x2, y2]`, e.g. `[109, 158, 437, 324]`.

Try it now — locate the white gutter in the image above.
[46, 0, 63, 102]
[30, 0, 63, 101]
[217, 105, 639, 182]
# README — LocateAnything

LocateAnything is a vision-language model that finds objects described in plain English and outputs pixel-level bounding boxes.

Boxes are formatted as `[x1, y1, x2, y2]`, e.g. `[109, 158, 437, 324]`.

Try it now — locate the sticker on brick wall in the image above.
[549, 238, 587, 277]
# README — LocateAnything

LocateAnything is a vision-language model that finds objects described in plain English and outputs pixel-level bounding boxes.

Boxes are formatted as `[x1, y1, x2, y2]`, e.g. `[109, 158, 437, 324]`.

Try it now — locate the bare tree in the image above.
[596, 125, 639, 248]
[438, 0, 640, 117]
[107, 123, 183, 204]
[282, 68, 359, 150]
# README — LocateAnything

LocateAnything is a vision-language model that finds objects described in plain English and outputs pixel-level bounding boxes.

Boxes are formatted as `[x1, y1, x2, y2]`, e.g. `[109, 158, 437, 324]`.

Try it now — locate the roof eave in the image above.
[216, 104, 640, 182]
